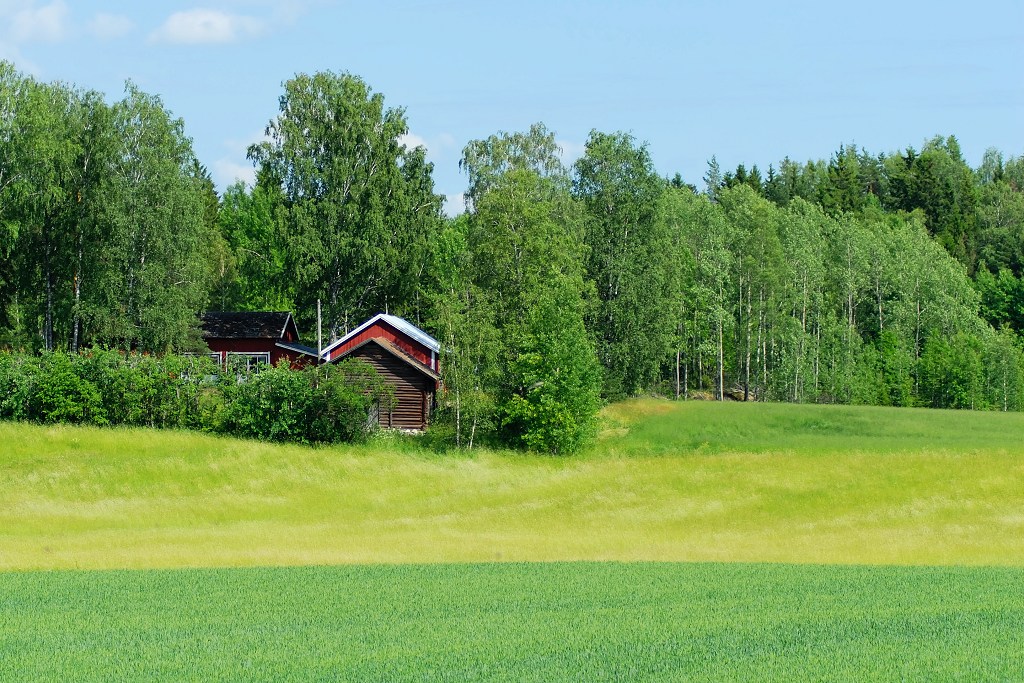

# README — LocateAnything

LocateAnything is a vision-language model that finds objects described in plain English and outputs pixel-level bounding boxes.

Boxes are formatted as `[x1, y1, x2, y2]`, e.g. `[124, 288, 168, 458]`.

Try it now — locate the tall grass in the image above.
[2, 399, 1024, 570]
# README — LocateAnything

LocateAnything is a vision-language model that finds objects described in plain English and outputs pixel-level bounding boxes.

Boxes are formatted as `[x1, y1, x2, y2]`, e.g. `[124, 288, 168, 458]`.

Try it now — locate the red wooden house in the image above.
[200, 311, 319, 370]
[321, 313, 440, 430]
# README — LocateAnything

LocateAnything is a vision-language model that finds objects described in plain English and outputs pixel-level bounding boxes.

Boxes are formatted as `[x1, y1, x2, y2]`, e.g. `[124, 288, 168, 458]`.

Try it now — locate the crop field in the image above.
[3, 399, 1024, 679]
[2, 562, 1023, 682]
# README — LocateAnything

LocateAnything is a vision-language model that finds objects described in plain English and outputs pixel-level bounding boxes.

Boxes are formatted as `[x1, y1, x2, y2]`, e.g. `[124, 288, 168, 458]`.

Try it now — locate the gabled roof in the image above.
[340, 337, 441, 381]
[321, 313, 440, 357]
[200, 311, 297, 340]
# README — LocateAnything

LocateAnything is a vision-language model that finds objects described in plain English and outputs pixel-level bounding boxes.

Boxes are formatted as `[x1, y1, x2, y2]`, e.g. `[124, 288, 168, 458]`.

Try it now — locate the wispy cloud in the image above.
[0, 42, 40, 75]
[398, 132, 428, 152]
[213, 159, 257, 189]
[87, 13, 134, 41]
[398, 131, 457, 163]
[150, 9, 265, 44]
[556, 139, 586, 167]
[443, 191, 465, 217]
[8, 0, 69, 44]
[211, 132, 268, 190]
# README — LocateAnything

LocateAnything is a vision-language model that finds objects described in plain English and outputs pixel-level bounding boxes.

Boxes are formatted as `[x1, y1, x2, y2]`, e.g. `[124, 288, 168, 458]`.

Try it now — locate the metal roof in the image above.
[321, 313, 440, 357]
[275, 341, 320, 357]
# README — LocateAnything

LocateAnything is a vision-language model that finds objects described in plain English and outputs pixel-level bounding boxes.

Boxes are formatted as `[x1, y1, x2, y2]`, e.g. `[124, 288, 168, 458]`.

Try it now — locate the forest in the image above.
[2, 63, 1024, 452]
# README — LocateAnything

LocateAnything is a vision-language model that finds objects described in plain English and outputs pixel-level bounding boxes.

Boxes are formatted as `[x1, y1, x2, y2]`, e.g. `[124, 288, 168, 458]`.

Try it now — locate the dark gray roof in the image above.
[200, 312, 296, 340]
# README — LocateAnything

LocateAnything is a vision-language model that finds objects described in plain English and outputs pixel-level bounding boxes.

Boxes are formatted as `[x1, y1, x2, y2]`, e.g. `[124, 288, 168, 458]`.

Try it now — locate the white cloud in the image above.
[150, 9, 264, 44]
[87, 13, 134, 40]
[398, 132, 428, 152]
[213, 159, 257, 190]
[210, 131, 268, 190]
[0, 41, 40, 75]
[443, 192, 465, 218]
[8, 1, 69, 43]
[556, 139, 586, 167]
[398, 130, 457, 164]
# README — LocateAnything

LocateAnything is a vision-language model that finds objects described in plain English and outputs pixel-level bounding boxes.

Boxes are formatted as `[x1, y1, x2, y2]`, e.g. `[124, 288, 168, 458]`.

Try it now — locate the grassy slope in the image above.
[3, 563, 1023, 682]
[3, 400, 1024, 570]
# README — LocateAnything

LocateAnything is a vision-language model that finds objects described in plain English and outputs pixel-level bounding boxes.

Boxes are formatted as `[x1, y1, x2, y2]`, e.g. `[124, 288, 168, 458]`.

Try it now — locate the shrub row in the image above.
[0, 349, 390, 444]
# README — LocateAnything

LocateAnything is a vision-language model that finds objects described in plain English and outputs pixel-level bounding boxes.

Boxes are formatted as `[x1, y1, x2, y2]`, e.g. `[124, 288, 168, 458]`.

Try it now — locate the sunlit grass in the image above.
[3, 399, 1024, 570]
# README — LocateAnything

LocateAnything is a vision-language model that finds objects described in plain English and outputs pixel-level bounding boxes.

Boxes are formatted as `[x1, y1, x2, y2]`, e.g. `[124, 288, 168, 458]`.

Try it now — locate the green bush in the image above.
[305, 360, 389, 444]
[0, 353, 36, 420]
[0, 350, 386, 445]
[221, 359, 389, 444]
[74, 349, 151, 426]
[222, 362, 311, 442]
[28, 353, 105, 425]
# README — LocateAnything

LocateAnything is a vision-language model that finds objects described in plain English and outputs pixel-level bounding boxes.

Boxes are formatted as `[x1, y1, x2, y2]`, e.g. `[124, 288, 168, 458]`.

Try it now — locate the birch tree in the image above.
[248, 71, 444, 336]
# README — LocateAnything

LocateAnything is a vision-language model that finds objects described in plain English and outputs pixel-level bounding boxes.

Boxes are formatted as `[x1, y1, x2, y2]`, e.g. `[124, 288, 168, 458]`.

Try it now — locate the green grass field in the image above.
[3, 400, 1024, 569]
[3, 562, 1023, 682]
[3, 400, 1024, 680]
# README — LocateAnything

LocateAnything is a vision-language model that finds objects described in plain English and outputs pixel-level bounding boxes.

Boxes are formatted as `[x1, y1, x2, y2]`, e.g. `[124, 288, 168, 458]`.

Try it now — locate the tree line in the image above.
[2, 63, 1023, 452]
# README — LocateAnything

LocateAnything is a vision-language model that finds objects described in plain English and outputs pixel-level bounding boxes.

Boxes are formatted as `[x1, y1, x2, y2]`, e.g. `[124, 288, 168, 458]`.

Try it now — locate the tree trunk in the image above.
[43, 225, 54, 352]
[675, 348, 681, 399]
[744, 283, 752, 401]
[717, 307, 724, 402]
[72, 231, 83, 353]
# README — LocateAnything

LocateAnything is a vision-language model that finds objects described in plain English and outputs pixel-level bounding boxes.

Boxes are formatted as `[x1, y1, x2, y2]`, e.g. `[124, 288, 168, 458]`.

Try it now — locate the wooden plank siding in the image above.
[325, 321, 435, 369]
[348, 341, 435, 430]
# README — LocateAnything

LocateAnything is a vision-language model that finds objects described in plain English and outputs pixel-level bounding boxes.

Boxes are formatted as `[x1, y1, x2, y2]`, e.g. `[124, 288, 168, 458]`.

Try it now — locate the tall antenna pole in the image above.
[317, 298, 323, 365]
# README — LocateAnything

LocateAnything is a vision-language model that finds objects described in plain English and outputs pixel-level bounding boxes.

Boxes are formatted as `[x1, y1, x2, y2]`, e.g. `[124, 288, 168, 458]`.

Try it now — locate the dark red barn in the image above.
[322, 313, 440, 430]
[200, 311, 319, 370]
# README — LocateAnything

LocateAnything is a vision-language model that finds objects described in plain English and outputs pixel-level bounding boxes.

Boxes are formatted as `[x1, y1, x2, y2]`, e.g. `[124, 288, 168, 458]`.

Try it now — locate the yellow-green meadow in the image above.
[4, 399, 1023, 570]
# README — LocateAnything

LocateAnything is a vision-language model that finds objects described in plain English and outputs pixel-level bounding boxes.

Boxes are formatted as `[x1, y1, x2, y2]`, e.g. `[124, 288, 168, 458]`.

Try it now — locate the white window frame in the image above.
[226, 352, 271, 373]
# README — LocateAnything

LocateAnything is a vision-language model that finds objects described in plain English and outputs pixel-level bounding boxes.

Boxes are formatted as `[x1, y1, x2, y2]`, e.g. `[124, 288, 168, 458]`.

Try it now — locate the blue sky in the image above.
[1, 0, 1021, 214]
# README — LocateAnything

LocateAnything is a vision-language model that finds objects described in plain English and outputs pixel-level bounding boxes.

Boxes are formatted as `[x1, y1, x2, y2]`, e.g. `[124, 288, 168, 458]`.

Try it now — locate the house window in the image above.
[226, 352, 271, 373]
[182, 352, 222, 364]
[180, 352, 224, 380]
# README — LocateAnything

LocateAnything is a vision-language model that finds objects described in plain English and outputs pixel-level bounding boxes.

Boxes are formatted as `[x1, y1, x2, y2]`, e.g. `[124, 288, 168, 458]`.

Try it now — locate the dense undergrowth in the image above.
[0, 349, 386, 444]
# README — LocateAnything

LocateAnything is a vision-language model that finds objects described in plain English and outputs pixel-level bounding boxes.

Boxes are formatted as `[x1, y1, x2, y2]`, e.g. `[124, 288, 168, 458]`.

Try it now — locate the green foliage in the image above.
[870, 330, 917, 407]
[919, 330, 1009, 410]
[886, 136, 980, 269]
[573, 130, 672, 398]
[983, 326, 1024, 411]
[818, 144, 864, 214]
[214, 181, 291, 312]
[0, 350, 382, 444]
[975, 263, 1024, 333]
[248, 71, 444, 336]
[222, 358, 386, 444]
[222, 360, 311, 441]
[436, 132, 601, 453]
[496, 286, 601, 454]
[459, 122, 567, 211]
[17, 353, 105, 424]
[306, 360, 388, 443]
[5, 55, 1024, 435]
[0, 65, 211, 353]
